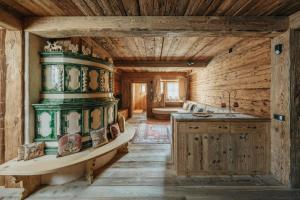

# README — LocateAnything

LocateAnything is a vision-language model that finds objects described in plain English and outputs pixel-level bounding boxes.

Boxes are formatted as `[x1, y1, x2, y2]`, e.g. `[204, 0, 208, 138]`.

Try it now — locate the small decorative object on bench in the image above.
[118, 114, 125, 133]
[57, 133, 82, 157]
[17, 142, 45, 161]
[90, 128, 109, 148]
[110, 123, 121, 139]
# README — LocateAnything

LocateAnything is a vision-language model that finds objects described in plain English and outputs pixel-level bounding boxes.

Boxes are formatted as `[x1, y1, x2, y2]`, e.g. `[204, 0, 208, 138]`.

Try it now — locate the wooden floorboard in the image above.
[1, 124, 300, 199]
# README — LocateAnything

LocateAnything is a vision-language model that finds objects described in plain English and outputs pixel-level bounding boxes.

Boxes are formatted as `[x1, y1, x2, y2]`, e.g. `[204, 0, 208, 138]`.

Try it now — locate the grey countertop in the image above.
[171, 112, 270, 122]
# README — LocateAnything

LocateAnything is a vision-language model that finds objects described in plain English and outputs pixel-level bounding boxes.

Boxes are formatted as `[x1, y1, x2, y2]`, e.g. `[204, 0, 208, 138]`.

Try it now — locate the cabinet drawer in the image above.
[184, 122, 208, 134]
[207, 122, 230, 133]
[230, 122, 267, 134]
[182, 122, 231, 134]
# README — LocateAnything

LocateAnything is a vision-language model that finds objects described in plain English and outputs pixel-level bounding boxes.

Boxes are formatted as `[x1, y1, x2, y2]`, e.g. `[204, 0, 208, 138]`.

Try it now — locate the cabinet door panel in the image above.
[202, 133, 229, 171]
[187, 134, 203, 173]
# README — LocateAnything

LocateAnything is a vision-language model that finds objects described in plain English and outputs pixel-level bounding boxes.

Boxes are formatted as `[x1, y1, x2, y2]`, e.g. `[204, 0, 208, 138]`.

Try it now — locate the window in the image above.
[160, 80, 180, 101]
[166, 81, 179, 100]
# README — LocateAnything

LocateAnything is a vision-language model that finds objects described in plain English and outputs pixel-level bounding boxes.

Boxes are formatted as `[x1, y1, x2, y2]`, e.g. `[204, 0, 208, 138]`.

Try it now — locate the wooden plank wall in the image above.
[4, 30, 24, 187]
[0, 29, 5, 186]
[113, 70, 121, 95]
[189, 38, 271, 118]
[270, 32, 291, 185]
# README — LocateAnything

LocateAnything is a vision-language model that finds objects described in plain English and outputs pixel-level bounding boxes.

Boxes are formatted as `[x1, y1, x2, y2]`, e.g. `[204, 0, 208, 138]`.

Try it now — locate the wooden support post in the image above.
[118, 143, 129, 154]
[13, 176, 41, 200]
[85, 159, 95, 184]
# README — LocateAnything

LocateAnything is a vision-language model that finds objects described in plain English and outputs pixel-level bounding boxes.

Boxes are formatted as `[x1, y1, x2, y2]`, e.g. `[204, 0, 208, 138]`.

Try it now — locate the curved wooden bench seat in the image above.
[0, 123, 136, 200]
[0, 123, 135, 176]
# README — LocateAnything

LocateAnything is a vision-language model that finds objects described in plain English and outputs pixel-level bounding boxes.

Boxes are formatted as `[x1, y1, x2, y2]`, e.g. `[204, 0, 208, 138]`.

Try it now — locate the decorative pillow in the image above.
[118, 114, 125, 133]
[23, 142, 45, 161]
[110, 123, 121, 139]
[189, 104, 196, 111]
[182, 102, 189, 110]
[57, 133, 81, 157]
[90, 128, 108, 148]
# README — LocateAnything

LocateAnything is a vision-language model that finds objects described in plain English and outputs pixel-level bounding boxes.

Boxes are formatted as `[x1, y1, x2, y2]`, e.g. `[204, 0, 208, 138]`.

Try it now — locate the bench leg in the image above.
[85, 159, 95, 184]
[118, 143, 129, 154]
[13, 176, 41, 200]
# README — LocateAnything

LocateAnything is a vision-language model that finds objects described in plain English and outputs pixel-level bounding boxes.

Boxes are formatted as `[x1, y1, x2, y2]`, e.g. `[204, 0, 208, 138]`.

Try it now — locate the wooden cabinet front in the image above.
[174, 121, 270, 176]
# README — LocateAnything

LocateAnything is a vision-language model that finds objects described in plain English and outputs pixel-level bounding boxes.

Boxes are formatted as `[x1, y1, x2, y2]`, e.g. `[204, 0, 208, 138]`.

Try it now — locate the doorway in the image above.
[131, 83, 147, 115]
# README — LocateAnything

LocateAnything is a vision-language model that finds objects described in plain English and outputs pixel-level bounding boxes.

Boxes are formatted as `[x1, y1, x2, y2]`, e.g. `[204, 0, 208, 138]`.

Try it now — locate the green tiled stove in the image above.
[33, 51, 118, 155]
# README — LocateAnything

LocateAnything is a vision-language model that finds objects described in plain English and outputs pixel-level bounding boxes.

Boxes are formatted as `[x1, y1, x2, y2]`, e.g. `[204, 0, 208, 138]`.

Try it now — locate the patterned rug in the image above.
[132, 123, 171, 144]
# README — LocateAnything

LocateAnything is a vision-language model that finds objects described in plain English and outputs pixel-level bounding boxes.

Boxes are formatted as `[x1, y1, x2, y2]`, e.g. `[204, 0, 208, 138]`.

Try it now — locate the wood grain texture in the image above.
[189, 38, 271, 118]
[270, 32, 291, 186]
[0, 29, 5, 186]
[173, 120, 270, 176]
[132, 83, 147, 111]
[287, 30, 300, 187]
[1, 0, 300, 17]
[0, 7, 22, 30]
[24, 16, 288, 38]
[113, 69, 121, 95]
[4, 30, 23, 187]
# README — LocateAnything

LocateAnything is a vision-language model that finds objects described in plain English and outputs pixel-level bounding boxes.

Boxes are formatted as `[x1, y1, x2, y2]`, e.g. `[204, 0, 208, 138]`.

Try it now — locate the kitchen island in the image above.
[171, 113, 270, 176]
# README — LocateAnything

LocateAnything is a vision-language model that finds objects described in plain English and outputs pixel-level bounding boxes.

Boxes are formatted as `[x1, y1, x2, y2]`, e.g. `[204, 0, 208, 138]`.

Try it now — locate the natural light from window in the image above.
[166, 81, 179, 100]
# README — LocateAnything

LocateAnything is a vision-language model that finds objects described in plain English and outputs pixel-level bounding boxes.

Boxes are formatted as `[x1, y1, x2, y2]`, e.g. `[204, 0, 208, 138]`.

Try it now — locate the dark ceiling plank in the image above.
[71, 0, 95, 15]
[121, 0, 140, 15]
[138, 0, 153, 16]
[202, 0, 223, 16]
[174, 0, 190, 16]
[214, 0, 237, 16]
[109, 0, 127, 16]
[223, 0, 255, 16]
[24, 16, 289, 38]
[114, 60, 209, 68]
[96, 0, 115, 15]
[84, 0, 105, 15]
[0, 0, 33, 17]
[50, 0, 83, 16]
[0, 7, 22, 30]
[274, 1, 300, 16]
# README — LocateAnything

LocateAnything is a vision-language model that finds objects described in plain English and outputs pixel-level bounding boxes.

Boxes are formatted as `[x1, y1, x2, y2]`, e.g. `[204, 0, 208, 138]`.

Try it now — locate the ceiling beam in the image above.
[0, 8, 22, 30]
[114, 60, 209, 68]
[24, 16, 288, 38]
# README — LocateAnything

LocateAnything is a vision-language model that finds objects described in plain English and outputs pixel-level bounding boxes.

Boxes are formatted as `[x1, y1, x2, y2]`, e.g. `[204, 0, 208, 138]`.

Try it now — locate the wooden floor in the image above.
[1, 141, 300, 199]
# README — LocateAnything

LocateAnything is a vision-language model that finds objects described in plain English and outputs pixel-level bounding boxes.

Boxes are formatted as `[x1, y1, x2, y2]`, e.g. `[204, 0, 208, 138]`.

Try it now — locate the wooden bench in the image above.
[0, 123, 136, 200]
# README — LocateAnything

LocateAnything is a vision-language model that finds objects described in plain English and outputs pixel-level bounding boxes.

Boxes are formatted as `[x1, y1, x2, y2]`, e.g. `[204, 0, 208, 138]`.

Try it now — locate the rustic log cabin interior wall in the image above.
[1, 0, 300, 199]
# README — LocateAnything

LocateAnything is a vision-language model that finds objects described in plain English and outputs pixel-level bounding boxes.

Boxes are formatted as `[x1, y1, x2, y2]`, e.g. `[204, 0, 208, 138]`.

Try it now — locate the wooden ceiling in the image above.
[93, 36, 242, 61]
[1, 0, 300, 17]
[1, 0, 300, 72]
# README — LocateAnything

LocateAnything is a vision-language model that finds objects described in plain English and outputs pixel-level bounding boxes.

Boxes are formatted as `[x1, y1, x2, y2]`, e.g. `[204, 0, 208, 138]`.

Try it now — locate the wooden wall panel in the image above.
[290, 30, 300, 187]
[0, 29, 5, 186]
[113, 70, 121, 95]
[189, 38, 271, 118]
[270, 32, 291, 185]
[4, 30, 24, 187]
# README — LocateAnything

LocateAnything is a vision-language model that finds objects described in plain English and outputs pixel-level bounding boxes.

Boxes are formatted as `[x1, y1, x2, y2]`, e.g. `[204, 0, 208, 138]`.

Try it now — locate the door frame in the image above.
[129, 82, 149, 117]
